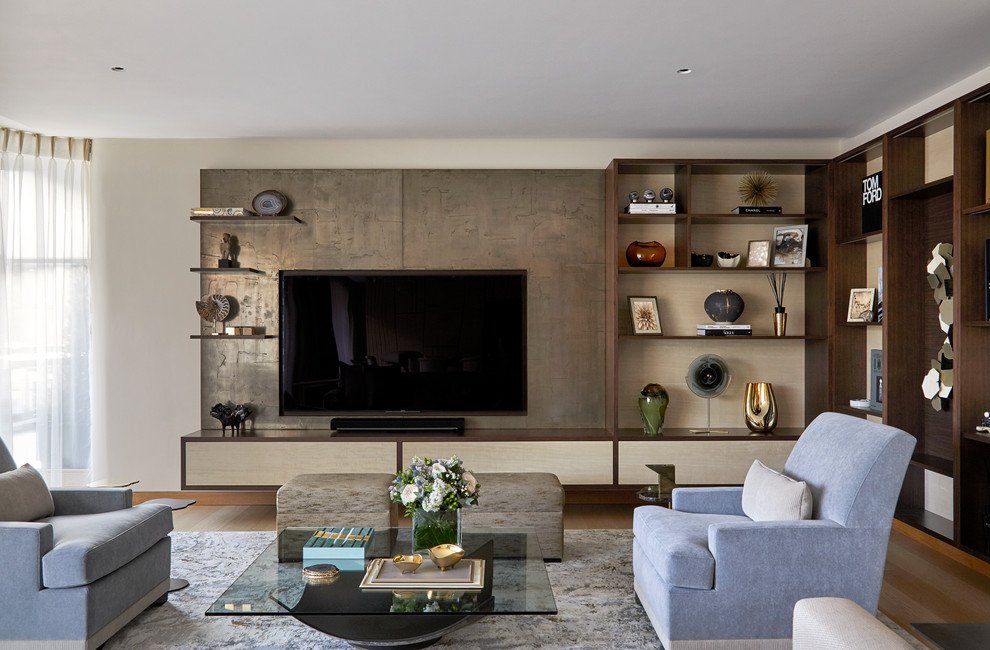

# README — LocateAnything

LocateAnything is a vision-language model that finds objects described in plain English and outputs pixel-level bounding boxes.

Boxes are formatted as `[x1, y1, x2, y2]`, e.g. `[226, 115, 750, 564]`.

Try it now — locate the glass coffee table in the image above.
[207, 527, 557, 648]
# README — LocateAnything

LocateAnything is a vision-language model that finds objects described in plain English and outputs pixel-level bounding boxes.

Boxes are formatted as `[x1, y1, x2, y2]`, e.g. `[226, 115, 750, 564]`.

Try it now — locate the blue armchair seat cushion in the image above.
[634, 505, 749, 589]
[38, 503, 172, 588]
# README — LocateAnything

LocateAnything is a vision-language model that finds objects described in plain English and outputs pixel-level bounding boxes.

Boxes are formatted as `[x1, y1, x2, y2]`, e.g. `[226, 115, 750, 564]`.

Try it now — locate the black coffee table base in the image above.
[294, 612, 478, 649]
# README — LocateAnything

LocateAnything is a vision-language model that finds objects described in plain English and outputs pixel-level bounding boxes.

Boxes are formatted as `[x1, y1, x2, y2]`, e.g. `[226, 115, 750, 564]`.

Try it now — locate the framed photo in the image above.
[746, 240, 771, 267]
[772, 225, 808, 267]
[847, 287, 876, 322]
[628, 296, 662, 335]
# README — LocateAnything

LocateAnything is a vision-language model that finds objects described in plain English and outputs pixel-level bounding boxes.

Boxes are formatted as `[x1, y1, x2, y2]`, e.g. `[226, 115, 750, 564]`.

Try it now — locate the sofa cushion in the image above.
[39, 503, 173, 588]
[742, 459, 813, 521]
[633, 505, 748, 589]
[0, 464, 55, 521]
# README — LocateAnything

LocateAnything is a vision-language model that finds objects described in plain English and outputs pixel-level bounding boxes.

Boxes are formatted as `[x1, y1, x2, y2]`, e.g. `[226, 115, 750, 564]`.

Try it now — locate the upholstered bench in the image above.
[276, 471, 564, 561]
[276, 473, 394, 533]
[462, 472, 564, 561]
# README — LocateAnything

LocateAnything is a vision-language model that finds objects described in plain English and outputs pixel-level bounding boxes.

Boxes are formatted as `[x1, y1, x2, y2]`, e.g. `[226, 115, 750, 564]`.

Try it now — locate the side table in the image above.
[144, 497, 197, 591]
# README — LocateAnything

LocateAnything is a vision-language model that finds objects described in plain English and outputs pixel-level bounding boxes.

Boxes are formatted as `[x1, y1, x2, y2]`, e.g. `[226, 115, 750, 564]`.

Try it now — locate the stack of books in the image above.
[302, 526, 374, 570]
[697, 324, 752, 336]
[730, 206, 782, 214]
[190, 207, 256, 216]
[628, 203, 677, 214]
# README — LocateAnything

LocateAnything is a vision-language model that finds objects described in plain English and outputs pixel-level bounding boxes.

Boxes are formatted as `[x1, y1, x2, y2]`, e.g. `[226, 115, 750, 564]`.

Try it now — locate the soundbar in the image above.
[330, 417, 465, 433]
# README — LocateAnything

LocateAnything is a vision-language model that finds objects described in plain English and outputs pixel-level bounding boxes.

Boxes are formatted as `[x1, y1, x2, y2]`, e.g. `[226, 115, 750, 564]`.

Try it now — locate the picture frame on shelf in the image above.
[847, 288, 876, 322]
[772, 225, 808, 267]
[746, 240, 771, 268]
[628, 296, 662, 335]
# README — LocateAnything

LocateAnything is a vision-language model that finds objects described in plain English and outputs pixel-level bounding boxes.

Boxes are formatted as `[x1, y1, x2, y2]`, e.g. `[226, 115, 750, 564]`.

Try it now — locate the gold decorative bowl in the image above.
[427, 544, 465, 571]
[392, 554, 423, 574]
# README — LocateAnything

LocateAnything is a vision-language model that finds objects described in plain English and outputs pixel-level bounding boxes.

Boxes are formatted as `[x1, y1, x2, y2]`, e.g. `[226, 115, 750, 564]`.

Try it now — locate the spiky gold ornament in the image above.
[738, 171, 778, 206]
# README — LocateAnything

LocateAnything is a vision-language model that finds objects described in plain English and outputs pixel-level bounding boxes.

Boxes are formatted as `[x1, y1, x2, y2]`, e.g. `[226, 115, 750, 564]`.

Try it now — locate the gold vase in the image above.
[744, 382, 777, 433]
[773, 311, 787, 336]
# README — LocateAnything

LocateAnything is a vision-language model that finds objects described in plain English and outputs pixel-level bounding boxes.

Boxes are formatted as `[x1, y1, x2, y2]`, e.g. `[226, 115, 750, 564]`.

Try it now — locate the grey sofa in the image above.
[633, 412, 915, 649]
[0, 439, 173, 649]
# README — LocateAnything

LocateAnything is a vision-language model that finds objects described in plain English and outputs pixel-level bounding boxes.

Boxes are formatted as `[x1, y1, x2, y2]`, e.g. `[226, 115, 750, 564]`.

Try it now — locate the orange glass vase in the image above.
[625, 241, 667, 267]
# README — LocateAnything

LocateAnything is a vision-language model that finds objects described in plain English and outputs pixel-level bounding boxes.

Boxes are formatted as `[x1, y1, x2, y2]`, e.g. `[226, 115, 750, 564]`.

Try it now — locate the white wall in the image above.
[90, 137, 841, 491]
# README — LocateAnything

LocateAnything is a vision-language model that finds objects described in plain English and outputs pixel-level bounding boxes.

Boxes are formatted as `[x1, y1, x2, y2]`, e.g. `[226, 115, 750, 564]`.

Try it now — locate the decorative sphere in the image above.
[643, 189, 656, 201]
[704, 289, 745, 324]
[659, 187, 674, 202]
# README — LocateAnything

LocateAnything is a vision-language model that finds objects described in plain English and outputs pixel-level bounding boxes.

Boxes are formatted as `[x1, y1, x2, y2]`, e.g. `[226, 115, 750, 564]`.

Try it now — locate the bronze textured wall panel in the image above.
[198, 168, 604, 430]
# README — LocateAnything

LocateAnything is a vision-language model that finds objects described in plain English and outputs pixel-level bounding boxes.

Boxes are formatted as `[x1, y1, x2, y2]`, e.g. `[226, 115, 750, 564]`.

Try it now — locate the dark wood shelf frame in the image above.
[619, 335, 825, 341]
[618, 266, 825, 274]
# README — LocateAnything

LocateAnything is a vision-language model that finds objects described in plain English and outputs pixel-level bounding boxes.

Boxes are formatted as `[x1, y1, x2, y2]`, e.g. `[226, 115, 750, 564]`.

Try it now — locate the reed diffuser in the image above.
[768, 273, 787, 336]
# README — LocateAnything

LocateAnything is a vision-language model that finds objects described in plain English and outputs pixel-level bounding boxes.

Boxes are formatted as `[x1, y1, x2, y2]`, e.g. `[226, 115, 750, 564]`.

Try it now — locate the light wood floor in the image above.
[172, 503, 990, 646]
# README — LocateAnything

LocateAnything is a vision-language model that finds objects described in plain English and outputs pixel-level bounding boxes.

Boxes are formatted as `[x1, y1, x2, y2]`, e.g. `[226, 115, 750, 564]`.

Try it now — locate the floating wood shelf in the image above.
[190, 267, 265, 274]
[190, 215, 303, 224]
[190, 334, 275, 340]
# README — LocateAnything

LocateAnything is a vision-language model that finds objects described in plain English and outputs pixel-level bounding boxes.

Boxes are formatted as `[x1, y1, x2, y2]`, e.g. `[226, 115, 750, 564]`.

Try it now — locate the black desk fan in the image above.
[686, 354, 731, 434]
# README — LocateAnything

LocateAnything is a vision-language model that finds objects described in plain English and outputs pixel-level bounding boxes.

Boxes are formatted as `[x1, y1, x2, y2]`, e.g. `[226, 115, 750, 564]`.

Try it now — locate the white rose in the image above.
[400, 483, 419, 505]
[462, 472, 477, 494]
[432, 462, 447, 476]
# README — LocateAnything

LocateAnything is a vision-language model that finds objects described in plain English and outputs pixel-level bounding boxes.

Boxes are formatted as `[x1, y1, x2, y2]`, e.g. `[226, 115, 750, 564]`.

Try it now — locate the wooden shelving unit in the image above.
[829, 82, 990, 561]
[605, 158, 828, 467]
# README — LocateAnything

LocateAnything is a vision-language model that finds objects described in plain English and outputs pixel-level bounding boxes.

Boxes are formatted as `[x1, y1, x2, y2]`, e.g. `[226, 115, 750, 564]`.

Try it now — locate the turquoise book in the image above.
[302, 527, 374, 570]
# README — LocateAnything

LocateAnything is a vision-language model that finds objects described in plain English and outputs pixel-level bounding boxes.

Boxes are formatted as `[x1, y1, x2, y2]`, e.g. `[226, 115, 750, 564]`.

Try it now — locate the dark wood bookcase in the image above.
[830, 82, 990, 559]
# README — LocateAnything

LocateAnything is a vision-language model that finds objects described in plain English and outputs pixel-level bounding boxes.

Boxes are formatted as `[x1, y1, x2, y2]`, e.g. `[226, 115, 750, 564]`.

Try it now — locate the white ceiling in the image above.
[3, 0, 990, 140]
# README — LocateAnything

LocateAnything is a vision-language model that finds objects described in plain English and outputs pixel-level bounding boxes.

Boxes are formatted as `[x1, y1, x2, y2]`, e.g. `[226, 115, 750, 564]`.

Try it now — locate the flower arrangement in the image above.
[390, 456, 480, 515]
[390, 456, 480, 551]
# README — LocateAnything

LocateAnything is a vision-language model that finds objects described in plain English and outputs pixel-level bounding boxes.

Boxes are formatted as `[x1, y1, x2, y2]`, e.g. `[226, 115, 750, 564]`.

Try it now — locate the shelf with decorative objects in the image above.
[606, 158, 829, 453]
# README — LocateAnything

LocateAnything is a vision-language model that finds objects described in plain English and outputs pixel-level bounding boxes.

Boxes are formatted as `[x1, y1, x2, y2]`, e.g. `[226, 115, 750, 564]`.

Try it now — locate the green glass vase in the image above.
[638, 384, 669, 436]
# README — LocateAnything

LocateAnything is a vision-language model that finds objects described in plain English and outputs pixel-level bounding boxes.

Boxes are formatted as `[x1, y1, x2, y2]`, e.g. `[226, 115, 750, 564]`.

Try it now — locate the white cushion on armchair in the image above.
[742, 459, 813, 521]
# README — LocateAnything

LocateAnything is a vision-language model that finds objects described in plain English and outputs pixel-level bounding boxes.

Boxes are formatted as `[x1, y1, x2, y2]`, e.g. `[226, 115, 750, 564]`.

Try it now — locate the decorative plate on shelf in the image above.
[251, 190, 288, 216]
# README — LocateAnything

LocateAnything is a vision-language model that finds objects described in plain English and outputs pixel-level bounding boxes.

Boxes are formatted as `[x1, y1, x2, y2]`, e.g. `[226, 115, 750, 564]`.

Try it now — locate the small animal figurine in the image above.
[210, 402, 252, 436]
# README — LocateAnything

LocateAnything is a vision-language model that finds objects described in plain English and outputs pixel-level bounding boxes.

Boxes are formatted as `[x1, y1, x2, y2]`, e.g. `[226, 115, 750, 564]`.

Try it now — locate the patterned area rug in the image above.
[105, 530, 921, 649]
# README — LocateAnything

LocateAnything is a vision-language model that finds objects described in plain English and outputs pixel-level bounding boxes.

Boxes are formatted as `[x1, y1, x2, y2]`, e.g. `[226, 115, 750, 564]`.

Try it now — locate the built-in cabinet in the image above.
[829, 83, 990, 562]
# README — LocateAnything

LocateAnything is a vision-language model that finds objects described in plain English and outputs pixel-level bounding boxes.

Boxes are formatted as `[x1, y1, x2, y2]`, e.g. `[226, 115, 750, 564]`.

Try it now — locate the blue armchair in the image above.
[632, 412, 915, 648]
[0, 439, 173, 649]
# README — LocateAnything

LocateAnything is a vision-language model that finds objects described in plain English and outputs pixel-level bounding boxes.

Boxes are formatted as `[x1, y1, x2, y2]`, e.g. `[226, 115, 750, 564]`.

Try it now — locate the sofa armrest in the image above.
[708, 520, 888, 601]
[793, 597, 912, 650]
[0, 522, 53, 591]
[672, 487, 744, 515]
[50, 488, 132, 515]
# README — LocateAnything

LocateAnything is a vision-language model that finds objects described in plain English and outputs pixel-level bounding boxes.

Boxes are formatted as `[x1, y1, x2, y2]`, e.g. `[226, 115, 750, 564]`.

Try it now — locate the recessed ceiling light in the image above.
[676, 68, 692, 75]
[110, 66, 125, 72]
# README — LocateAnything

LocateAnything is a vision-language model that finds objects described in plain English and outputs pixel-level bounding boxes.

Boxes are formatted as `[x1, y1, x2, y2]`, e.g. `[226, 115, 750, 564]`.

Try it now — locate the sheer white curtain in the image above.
[0, 129, 92, 486]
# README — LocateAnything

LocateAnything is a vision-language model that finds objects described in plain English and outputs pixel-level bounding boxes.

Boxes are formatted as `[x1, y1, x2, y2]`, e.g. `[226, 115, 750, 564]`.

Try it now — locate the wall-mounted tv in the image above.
[279, 270, 527, 415]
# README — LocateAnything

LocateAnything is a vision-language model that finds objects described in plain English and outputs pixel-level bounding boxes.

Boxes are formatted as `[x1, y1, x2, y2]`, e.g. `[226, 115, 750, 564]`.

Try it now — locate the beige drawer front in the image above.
[402, 441, 613, 485]
[184, 441, 396, 487]
[618, 440, 796, 485]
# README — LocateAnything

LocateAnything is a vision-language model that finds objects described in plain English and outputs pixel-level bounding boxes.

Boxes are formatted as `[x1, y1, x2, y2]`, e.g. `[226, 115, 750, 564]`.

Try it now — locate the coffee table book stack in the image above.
[302, 527, 374, 571]
[697, 324, 752, 336]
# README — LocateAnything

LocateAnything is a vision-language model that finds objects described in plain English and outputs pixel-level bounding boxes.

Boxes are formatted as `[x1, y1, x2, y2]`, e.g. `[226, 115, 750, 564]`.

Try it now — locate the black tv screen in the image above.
[279, 270, 527, 415]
